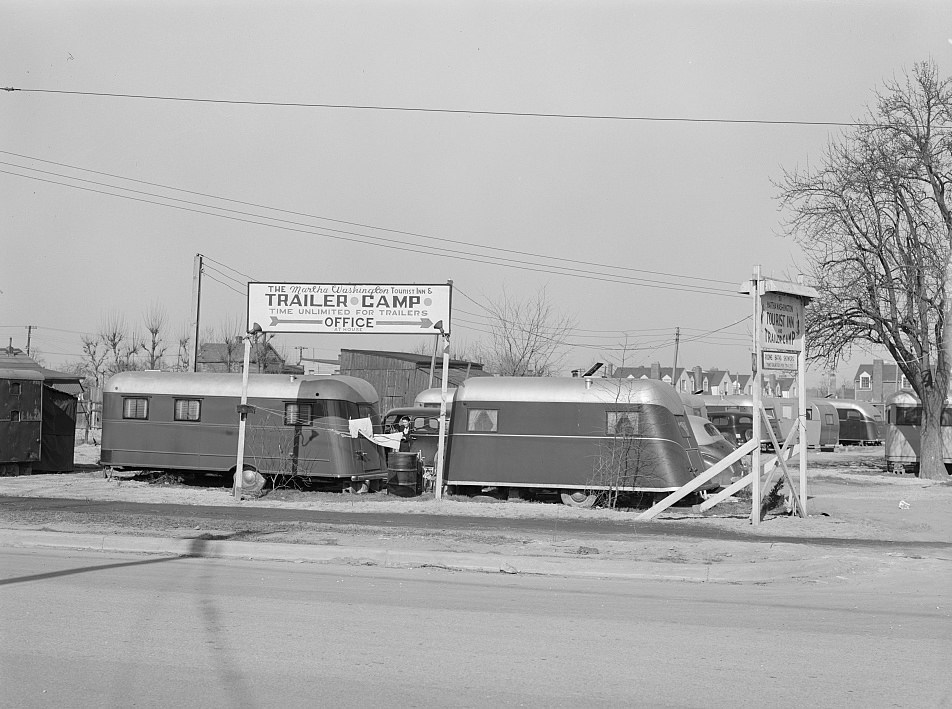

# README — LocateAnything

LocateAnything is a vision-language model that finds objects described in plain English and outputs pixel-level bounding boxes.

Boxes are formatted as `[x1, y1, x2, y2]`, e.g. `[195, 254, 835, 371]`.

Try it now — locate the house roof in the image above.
[853, 362, 899, 382]
[342, 349, 485, 370]
[197, 342, 283, 364]
[0, 354, 83, 395]
[614, 366, 685, 380]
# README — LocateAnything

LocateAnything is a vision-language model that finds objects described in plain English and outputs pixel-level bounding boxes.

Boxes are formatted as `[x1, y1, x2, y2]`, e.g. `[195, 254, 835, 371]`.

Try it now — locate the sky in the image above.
[3, 0, 951, 387]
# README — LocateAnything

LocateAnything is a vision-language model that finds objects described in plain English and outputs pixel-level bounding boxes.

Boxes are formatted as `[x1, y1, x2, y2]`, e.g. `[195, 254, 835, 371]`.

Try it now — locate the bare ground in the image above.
[1, 446, 950, 583]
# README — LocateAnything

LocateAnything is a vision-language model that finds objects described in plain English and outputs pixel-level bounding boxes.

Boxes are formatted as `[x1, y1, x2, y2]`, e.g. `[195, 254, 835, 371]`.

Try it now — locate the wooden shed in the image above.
[0, 354, 83, 474]
[339, 349, 487, 413]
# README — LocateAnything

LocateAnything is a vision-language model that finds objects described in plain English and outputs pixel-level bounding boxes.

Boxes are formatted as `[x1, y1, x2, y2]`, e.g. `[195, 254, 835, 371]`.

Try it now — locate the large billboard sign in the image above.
[248, 282, 452, 335]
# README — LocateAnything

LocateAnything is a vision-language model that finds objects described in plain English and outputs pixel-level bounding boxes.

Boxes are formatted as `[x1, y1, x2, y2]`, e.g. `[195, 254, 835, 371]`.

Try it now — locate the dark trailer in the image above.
[101, 372, 387, 488]
[0, 355, 81, 476]
[446, 376, 710, 506]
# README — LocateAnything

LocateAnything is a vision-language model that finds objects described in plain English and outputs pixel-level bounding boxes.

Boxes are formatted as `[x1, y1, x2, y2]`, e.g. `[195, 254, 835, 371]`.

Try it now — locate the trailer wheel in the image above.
[233, 467, 265, 494]
[560, 490, 598, 508]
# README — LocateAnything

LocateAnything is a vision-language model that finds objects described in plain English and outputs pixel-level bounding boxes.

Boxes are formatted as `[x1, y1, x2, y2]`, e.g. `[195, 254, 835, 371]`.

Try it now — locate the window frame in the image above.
[173, 398, 202, 422]
[466, 408, 498, 433]
[122, 397, 149, 420]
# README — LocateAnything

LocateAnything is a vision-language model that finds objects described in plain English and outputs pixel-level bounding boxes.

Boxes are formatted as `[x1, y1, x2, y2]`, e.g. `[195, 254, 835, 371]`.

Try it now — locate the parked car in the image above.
[381, 407, 447, 475]
[688, 415, 747, 488]
[707, 409, 784, 451]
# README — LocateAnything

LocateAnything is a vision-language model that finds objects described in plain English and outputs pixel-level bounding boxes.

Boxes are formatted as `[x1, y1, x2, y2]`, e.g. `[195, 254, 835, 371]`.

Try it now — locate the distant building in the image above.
[339, 349, 487, 412]
[615, 363, 737, 395]
[852, 359, 907, 402]
[301, 357, 340, 376]
[196, 341, 303, 375]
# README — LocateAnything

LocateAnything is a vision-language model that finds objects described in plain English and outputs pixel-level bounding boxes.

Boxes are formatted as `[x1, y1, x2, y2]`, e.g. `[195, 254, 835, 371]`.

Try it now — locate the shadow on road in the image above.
[0, 536, 226, 587]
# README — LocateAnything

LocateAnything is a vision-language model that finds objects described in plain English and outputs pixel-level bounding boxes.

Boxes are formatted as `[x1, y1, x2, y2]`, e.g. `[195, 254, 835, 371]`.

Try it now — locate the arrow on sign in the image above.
[270, 317, 321, 327]
[375, 317, 434, 328]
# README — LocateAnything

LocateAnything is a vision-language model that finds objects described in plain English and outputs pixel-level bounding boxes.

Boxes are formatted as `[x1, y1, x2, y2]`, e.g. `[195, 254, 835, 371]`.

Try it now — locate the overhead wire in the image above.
[1, 87, 883, 128]
[0, 154, 742, 296]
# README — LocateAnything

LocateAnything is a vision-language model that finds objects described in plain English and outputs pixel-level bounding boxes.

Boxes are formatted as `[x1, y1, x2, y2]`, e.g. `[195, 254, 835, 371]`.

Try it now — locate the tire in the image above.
[560, 490, 599, 508]
[234, 466, 265, 493]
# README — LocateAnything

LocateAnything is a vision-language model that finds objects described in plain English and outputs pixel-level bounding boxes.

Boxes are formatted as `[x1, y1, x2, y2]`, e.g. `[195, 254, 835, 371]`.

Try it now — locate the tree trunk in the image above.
[918, 385, 947, 480]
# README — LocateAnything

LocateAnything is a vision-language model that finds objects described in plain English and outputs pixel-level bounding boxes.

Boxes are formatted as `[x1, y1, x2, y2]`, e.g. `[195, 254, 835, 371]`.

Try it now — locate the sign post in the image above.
[741, 270, 817, 524]
[237, 282, 454, 502]
[233, 331, 254, 501]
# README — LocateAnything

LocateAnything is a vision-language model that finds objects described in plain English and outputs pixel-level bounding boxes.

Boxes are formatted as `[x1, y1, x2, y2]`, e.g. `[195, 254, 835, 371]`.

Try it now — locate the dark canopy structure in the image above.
[0, 354, 83, 473]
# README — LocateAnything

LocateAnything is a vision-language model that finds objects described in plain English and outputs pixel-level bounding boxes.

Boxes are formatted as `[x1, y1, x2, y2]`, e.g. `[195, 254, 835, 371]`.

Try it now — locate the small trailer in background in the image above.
[0, 369, 44, 475]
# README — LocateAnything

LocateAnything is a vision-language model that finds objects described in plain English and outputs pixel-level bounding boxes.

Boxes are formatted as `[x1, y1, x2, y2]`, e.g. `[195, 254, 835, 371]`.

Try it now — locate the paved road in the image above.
[3, 495, 949, 553]
[1, 546, 949, 708]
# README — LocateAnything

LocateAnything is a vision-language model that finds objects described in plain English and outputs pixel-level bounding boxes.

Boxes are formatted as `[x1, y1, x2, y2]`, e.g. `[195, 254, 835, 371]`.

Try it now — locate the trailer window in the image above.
[10, 410, 19, 422]
[285, 403, 312, 426]
[607, 411, 641, 436]
[674, 415, 692, 441]
[894, 407, 921, 426]
[356, 403, 382, 433]
[10, 382, 20, 395]
[467, 408, 497, 432]
[173, 398, 202, 422]
[122, 398, 149, 420]
[825, 414, 835, 426]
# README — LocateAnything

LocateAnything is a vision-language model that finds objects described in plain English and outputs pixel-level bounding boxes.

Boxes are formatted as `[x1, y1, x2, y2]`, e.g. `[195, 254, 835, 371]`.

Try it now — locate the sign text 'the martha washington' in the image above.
[247, 283, 453, 335]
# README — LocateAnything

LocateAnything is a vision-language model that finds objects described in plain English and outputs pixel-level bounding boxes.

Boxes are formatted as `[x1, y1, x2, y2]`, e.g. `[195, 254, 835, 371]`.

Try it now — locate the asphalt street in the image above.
[2, 545, 949, 709]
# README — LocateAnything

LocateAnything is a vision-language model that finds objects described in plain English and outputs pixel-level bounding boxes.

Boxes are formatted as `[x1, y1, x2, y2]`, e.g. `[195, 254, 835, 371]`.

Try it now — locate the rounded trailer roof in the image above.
[105, 371, 379, 402]
[455, 376, 686, 409]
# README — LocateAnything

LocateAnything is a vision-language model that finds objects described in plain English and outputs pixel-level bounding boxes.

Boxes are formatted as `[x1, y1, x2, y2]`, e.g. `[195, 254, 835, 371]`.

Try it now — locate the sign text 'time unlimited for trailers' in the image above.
[247, 283, 452, 335]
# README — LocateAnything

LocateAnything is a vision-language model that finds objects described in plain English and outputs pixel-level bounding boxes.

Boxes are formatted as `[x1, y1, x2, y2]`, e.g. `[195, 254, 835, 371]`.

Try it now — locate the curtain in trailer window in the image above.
[284, 403, 312, 426]
[173, 399, 201, 422]
[467, 409, 497, 432]
[122, 398, 148, 420]
[607, 411, 640, 436]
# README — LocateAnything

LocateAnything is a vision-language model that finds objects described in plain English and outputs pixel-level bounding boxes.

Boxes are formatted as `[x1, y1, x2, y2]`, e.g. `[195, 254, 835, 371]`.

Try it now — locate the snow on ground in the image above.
[2, 445, 949, 543]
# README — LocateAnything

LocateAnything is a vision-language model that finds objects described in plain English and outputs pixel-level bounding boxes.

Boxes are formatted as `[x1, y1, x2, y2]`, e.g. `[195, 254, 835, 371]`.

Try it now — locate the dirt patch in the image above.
[1, 447, 950, 580]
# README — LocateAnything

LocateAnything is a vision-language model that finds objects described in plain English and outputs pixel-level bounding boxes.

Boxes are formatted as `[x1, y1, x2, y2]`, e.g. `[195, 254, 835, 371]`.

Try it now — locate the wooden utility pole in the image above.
[190, 254, 203, 372]
[671, 326, 680, 390]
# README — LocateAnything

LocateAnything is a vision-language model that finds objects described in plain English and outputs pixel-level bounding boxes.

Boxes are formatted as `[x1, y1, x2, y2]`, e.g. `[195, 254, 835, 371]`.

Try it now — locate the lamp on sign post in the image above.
[433, 319, 450, 501]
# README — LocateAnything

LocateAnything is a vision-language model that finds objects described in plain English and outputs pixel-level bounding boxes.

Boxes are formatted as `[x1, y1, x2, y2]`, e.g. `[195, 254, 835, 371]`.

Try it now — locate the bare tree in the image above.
[176, 325, 192, 372]
[216, 317, 244, 373]
[99, 312, 142, 375]
[79, 335, 109, 391]
[779, 61, 952, 480]
[481, 286, 577, 376]
[142, 302, 169, 370]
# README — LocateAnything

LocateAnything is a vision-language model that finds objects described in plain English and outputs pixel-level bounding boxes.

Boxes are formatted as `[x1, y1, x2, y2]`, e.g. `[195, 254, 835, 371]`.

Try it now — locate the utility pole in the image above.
[190, 254, 203, 372]
[295, 346, 306, 365]
[671, 326, 680, 391]
[25, 325, 35, 358]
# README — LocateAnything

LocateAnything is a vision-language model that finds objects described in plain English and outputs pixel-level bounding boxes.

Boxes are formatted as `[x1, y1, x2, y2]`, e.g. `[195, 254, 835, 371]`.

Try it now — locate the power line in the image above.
[0, 165, 744, 297]
[1, 87, 877, 128]
[0, 151, 738, 289]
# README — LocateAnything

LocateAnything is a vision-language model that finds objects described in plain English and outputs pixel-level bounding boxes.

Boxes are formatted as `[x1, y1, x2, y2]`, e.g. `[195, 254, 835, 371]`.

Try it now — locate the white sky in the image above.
[3, 0, 950, 385]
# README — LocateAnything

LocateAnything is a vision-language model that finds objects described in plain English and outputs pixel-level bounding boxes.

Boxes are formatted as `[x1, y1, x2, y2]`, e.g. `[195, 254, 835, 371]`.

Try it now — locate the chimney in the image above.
[693, 366, 703, 393]
[650, 362, 661, 380]
[873, 359, 884, 402]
